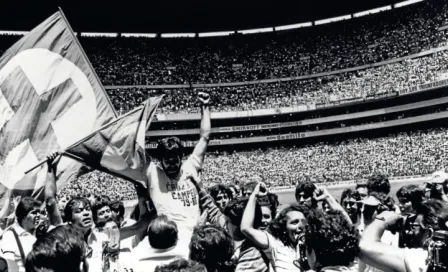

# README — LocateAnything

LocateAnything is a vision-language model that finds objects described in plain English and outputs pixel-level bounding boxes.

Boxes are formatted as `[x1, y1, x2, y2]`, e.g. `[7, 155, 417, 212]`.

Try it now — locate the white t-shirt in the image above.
[146, 156, 201, 236]
[262, 232, 301, 272]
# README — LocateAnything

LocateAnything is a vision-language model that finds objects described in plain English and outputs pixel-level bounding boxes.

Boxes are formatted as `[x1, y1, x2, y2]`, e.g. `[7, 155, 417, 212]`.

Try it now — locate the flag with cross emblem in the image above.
[0, 12, 117, 218]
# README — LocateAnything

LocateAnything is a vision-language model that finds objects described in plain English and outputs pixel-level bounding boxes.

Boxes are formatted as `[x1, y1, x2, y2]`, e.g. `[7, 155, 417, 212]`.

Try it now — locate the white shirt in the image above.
[146, 156, 201, 239]
[262, 232, 301, 272]
[0, 224, 36, 272]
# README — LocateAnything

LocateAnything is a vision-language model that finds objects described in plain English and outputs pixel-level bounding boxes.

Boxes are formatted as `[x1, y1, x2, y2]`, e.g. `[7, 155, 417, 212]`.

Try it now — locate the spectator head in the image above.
[228, 184, 240, 199]
[147, 215, 178, 249]
[223, 197, 262, 234]
[25, 224, 87, 272]
[367, 175, 391, 195]
[64, 197, 93, 234]
[257, 193, 280, 231]
[155, 259, 207, 272]
[305, 210, 359, 271]
[355, 180, 368, 200]
[189, 225, 235, 272]
[396, 185, 424, 215]
[209, 184, 233, 211]
[110, 201, 125, 225]
[241, 181, 258, 197]
[340, 189, 361, 221]
[91, 201, 112, 225]
[295, 181, 317, 208]
[359, 192, 395, 225]
[16, 196, 43, 233]
[428, 171, 448, 201]
[157, 137, 184, 178]
[270, 204, 310, 248]
[409, 199, 448, 248]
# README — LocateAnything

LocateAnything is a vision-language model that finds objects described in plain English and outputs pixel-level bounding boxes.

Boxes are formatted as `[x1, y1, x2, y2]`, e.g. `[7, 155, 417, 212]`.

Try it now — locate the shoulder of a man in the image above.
[184, 154, 202, 172]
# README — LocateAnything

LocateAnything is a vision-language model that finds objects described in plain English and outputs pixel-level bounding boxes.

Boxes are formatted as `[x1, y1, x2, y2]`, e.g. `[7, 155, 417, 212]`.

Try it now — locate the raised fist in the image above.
[198, 91, 210, 106]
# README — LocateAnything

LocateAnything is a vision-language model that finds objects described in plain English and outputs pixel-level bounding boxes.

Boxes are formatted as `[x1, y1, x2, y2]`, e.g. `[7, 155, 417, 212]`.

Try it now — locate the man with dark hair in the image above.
[367, 175, 391, 195]
[110, 201, 126, 227]
[396, 185, 424, 215]
[25, 225, 87, 272]
[209, 184, 233, 211]
[91, 200, 112, 226]
[295, 180, 317, 208]
[155, 259, 207, 272]
[355, 180, 369, 200]
[135, 215, 189, 272]
[1, 196, 45, 272]
[146, 92, 211, 241]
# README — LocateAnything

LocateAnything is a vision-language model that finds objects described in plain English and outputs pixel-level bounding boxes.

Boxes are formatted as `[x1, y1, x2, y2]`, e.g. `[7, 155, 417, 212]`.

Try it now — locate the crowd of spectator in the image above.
[59, 127, 448, 201]
[80, 0, 448, 85]
[107, 49, 448, 115]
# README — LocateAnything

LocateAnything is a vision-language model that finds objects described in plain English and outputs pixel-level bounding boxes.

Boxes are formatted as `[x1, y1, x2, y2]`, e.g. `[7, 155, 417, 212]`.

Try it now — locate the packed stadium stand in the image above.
[49, 0, 448, 200]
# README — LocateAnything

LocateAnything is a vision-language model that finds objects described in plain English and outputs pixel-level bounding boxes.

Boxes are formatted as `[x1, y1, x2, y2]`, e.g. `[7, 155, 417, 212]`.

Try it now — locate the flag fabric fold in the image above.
[65, 96, 163, 188]
[0, 11, 117, 219]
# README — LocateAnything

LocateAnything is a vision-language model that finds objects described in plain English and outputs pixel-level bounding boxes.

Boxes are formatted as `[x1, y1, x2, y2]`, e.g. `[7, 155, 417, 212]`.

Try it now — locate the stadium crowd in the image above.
[107, 50, 448, 115]
[82, 0, 448, 85]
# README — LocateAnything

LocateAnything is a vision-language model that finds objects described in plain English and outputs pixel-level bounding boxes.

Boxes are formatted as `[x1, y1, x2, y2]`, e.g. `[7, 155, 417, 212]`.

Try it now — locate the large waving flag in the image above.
[65, 96, 163, 188]
[0, 12, 117, 218]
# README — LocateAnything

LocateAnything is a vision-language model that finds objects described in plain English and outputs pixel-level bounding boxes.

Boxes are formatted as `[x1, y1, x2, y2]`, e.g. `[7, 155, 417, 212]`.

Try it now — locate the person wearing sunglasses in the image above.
[359, 199, 448, 272]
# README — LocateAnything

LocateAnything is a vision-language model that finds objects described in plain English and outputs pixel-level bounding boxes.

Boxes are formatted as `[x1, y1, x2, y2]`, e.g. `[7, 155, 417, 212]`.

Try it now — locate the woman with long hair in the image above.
[241, 183, 310, 271]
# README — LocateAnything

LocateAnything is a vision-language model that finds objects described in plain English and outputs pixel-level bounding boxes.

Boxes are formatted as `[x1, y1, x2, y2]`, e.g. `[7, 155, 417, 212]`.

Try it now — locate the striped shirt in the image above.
[263, 232, 301, 272]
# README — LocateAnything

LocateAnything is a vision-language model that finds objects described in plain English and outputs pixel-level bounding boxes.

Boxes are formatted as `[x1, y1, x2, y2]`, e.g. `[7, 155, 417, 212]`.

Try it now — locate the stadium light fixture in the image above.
[275, 22, 312, 31]
[81, 32, 118, 37]
[121, 33, 157, 38]
[161, 33, 196, 38]
[237, 27, 274, 35]
[315, 14, 352, 25]
[198, 31, 235, 37]
[394, 0, 424, 8]
[353, 5, 392, 17]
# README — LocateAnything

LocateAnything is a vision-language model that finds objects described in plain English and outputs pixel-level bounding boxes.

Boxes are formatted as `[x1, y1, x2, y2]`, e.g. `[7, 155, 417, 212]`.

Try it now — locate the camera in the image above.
[427, 230, 448, 272]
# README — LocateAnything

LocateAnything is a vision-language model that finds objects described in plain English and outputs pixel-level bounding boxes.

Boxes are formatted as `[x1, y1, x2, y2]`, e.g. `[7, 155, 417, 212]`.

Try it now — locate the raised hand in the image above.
[198, 91, 210, 106]
[46, 151, 61, 173]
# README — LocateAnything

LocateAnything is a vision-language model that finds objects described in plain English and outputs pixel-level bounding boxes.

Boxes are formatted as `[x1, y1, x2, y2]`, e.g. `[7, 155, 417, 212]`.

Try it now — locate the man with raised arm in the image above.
[146, 91, 211, 240]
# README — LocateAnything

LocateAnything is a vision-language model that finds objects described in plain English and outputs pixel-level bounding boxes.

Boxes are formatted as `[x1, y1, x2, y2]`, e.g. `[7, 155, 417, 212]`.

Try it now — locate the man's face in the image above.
[408, 214, 432, 248]
[296, 191, 314, 208]
[357, 187, 368, 200]
[398, 197, 414, 215]
[162, 154, 182, 177]
[214, 191, 230, 211]
[96, 205, 112, 224]
[22, 206, 43, 232]
[71, 202, 93, 231]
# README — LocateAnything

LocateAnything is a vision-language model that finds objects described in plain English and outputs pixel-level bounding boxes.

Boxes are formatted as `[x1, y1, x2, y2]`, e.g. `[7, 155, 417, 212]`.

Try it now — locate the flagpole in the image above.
[62, 152, 145, 186]
[24, 105, 144, 175]
[57, 7, 118, 118]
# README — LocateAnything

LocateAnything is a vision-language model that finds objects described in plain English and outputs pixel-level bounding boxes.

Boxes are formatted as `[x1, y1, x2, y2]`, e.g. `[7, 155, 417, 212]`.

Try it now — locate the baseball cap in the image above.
[357, 195, 381, 206]
[430, 171, 448, 184]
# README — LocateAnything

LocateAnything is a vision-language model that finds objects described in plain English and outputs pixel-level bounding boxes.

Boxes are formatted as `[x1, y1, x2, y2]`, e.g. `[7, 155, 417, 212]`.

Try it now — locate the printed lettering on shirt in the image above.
[166, 179, 198, 207]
